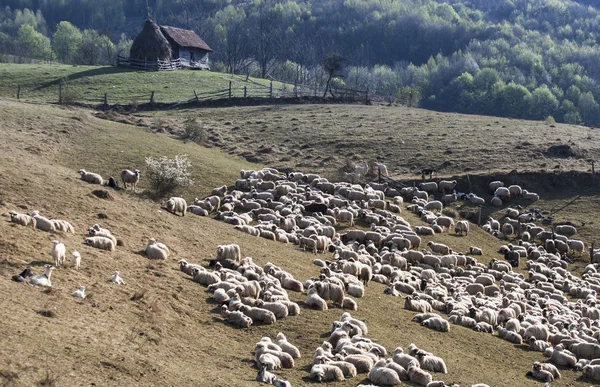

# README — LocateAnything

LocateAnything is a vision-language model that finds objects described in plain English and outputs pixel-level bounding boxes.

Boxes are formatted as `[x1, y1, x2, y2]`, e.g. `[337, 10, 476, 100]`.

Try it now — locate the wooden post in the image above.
[150, 91, 155, 105]
[477, 207, 482, 226]
[269, 81, 273, 99]
[17, 85, 20, 100]
[244, 86, 247, 98]
[591, 242, 595, 263]
[466, 174, 472, 193]
[59, 83, 62, 104]
[294, 80, 298, 98]
[365, 86, 369, 104]
[592, 160, 595, 185]
[193, 89, 199, 101]
[378, 168, 381, 184]
[314, 82, 317, 97]
[229, 81, 232, 98]
[103, 93, 108, 109]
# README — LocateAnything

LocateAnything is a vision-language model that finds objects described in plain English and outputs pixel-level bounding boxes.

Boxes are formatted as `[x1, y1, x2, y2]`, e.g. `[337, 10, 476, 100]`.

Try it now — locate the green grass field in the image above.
[0, 64, 286, 104]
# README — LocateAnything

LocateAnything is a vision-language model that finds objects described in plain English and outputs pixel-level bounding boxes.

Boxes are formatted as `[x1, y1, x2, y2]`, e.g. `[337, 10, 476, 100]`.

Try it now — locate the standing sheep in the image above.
[50, 240, 65, 267]
[71, 251, 81, 269]
[120, 169, 141, 192]
[216, 244, 241, 264]
[454, 220, 469, 236]
[166, 197, 187, 216]
[78, 169, 104, 185]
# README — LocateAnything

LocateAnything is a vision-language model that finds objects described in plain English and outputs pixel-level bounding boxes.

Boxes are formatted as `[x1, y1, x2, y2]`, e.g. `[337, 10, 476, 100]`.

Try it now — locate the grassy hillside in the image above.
[0, 64, 285, 105]
[0, 98, 593, 386]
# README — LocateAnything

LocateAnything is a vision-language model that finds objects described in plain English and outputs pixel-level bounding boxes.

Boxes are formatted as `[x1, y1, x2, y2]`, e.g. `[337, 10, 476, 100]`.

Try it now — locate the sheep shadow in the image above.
[28, 260, 52, 267]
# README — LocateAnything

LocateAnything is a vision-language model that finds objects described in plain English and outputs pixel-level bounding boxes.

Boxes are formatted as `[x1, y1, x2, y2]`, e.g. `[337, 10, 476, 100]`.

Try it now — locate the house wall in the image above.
[178, 48, 190, 61]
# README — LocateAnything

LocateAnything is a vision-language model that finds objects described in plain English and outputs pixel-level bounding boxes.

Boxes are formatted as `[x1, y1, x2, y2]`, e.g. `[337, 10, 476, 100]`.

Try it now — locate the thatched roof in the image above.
[160, 26, 213, 52]
[130, 19, 172, 61]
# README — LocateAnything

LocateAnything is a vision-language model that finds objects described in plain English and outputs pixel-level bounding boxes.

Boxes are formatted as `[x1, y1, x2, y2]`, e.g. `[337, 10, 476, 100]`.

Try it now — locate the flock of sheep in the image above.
[7, 163, 600, 386]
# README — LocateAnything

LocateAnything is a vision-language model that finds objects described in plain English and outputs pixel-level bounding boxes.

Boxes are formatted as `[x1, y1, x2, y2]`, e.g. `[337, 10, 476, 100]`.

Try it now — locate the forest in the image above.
[1, 0, 600, 126]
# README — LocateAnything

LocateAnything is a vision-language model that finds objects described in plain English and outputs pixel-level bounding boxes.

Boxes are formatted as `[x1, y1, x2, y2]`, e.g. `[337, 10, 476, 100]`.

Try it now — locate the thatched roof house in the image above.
[128, 19, 212, 70]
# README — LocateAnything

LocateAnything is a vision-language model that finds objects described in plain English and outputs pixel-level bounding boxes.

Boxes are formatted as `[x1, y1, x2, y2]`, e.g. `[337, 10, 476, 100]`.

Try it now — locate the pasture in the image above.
[0, 91, 598, 387]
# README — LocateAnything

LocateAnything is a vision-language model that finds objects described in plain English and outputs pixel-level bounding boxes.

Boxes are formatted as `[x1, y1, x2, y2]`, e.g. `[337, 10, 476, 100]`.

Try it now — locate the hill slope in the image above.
[0, 98, 592, 386]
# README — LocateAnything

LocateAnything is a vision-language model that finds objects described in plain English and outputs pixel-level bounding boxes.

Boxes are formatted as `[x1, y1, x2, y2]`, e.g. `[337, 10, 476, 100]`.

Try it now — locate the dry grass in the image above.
[0, 98, 594, 386]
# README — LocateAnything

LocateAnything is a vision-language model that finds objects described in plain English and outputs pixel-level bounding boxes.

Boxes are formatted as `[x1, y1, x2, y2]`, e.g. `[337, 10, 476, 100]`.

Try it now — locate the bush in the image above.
[145, 154, 194, 198]
[182, 118, 206, 143]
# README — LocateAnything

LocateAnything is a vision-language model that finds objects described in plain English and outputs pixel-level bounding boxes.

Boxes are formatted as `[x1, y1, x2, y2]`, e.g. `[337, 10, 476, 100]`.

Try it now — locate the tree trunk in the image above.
[323, 75, 332, 98]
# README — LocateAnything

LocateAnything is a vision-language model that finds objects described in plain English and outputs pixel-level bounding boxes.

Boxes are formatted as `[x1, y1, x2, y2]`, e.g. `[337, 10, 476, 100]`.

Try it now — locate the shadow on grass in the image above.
[34, 67, 138, 90]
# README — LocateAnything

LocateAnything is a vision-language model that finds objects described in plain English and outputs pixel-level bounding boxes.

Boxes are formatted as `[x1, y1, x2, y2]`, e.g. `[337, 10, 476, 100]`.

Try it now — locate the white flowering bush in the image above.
[145, 154, 194, 198]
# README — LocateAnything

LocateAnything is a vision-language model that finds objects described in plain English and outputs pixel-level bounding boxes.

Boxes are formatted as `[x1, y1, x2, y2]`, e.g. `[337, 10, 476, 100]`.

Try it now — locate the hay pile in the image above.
[130, 19, 172, 61]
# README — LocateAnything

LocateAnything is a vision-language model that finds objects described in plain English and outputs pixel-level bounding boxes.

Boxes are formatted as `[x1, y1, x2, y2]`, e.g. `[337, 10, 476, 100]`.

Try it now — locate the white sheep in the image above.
[145, 238, 169, 260]
[533, 362, 561, 380]
[238, 305, 276, 324]
[582, 364, 600, 381]
[78, 169, 103, 185]
[422, 317, 449, 332]
[522, 189, 539, 201]
[71, 251, 81, 269]
[31, 211, 55, 232]
[454, 220, 469, 236]
[438, 180, 457, 192]
[415, 352, 447, 373]
[306, 286, 328, 310]
[407, 365, 432, 386]
[166, 197, 187, 216]
[368, 359, 400, 385]
[52, 219, 75, 234]
[110, 270, 125, 284]
[275, 332, 301, 359]
[120, 169, 141, 191]
[310, 364, 345, 382]
[221, 306, 252, 328]
[216, 244, 241, 264]
[549, 345, 577, 367]
[568, 239, 585, 255]
[84, 236, 115, 251]
[72, 285, 86, 299]
[50, 240, 66, 267]
[489, 180, 504, 192]
[29, 265, 55, 287]
[8, 211, 36, 228]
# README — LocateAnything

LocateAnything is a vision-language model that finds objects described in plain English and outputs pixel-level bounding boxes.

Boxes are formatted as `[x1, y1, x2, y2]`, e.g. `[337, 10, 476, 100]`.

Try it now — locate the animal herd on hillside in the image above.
[6, 164, 600, 386]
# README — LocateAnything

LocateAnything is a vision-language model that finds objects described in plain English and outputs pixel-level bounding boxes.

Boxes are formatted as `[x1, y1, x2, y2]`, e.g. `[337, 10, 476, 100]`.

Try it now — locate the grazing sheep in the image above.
[407, 365, 432, 386]
[422, 317, 449, 332]
[166, 197, 187, 216]
[29, 265, 54, 287]
[310, 364, 345, 382]
[84, 236, 115, 251]
[78, 169, 103, 185]
[31, 211, 55, 232]
[71, 251, 81, 269]
[50, 240, 66, 267]
[8, 211, 36, 228]
[145, 238, 169, 260]
[216, 244, 241, 264]
[110, 270, 125, 284]
[71, 285, 86, 299]
[368, 359, 400, 386]
[120, 169, 141, 191]
[454, 220, 469, 236]
[582, 364, 600, 381]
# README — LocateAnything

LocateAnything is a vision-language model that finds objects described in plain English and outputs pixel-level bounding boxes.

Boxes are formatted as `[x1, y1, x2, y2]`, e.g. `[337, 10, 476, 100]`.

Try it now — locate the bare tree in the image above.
[322, 53, 344, 98]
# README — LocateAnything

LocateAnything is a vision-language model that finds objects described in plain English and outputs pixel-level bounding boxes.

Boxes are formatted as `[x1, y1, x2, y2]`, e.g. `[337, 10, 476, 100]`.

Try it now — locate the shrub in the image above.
[145, 154, 194, 198]
[442, 208, 458, 219]
[182, 118, 206, 143]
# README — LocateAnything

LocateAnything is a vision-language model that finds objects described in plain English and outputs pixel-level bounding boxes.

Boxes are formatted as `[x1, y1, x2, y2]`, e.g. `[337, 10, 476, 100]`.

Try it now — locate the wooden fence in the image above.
[117, 55, 210, 71]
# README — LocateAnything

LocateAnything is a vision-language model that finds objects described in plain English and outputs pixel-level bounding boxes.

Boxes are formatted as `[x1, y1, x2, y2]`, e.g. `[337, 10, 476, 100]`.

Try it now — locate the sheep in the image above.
[120, 169, 141, 192]
[533, 362, 560, 380]
[258, 353, 281, 371]
[489, 181, 504, 192]
[368, 359, 400, 386]
[415, 352, 447, 374]
[51, 219, 75, 234]
[582, 365, 600, 381]
[71, 251, 81, 269]
[570, 342, 600, 360]
[84, 236, 115, 251]
[340, 313, 368, 335]
[71, 285, 86, 299]
[525, 369, 553, 383]
[404, 296, 432, 313]
[275, 332, 300, 359]
[407, 365, 432, 386]
[422, 317, 449, 332]
[342, 297, 358, 310]
[343, 354, 374, 373]
[216, 244, 241, 264]
[474, 322, 494, 333]
[490, 196, 503, 206]
[508, 185, 522, 198]
[192, 268, 220, 286]
[555, 224, 577, 236]
[522, 189, 539, 201]
[549, 345, 577, 367]
[31, 211, 55, 232]
[528, 337, 551, 352]
[78, 169, 103, 185]
[310, 364, 345, 382]
[8, 211, 36, 228]
[50, 240, 66, 267]
[523, 324, 549, 341]
[110, 270, 125, 284]
[306, 286, 328, 310]
[496, 327, 522, 344]
[88, 228, 116, 245]
[29, 265, 55, 287]
[254, 300, 288, 319]
[165, 197, 187, 216]
[187, 205, 209, 216]
[145, 238, 169, 260]
[238, 305, 276, 325]
[427, 241, 450, 255]
[568, 239, 585, 255]
[454, 220, 469, 236]
[469, 246, 483, 255]
[438, 180, 457, 192]
[221, 306, 252, 328]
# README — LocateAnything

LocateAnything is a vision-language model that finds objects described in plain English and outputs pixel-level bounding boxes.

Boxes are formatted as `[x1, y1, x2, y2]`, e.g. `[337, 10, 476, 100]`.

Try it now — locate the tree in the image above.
[527, 86, 559, 120]
[322, 53, 344, 98]
[578, 92, 600, 126]
[53, 21, 82, 63]
[17, 24, 51, 60]
[97, 35, 116, 65]
[77, 29, 101, 65]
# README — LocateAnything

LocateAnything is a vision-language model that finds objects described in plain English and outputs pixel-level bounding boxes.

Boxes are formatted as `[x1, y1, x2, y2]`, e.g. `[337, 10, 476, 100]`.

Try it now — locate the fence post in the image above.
[590, 242, 595, 263]
[592, 160, 595, 185]
[365, 86, 369, 104]
[477, 207, 482, 226]
[193, 89, 199, 101]
[378, 168, 381, 184]
[314, 82, 317, 97]
[150, 91, 155, 105]
[294, 80, 298, 98]
[17, 85, 20, 100]
[269, 81, 273, 99]
[103, 93, 108, 109]
[229, 81, 232, 98]
[59, 83, 62, 104]
[244, 86, 247, 98]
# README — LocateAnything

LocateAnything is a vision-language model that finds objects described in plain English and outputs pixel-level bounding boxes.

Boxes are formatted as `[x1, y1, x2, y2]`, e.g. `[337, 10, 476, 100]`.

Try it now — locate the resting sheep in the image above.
[422, 317, 449, 332]
[310, 364, 344, 382]
[306, 286, 328, 310]
[31, 211, 55, 232]
[145, 238, 169, 260]
[582, 364, 600, 381]
[84, 236, 115, 251]
[221, 305, 252, 328]
[29, 265, 54, 287]
[120, 169, 141, 192]
[78, 169, 103, 185]
[9, 211, 36, 228]
[275, 332, 301, 359]
[415, 352, 447, 373]
[166, 197, 187, 216]
[368, 359, 400, 385]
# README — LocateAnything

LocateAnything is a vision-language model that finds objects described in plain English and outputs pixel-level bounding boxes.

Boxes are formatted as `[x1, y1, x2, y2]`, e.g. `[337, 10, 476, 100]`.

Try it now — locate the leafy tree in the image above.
[17, 24, 51, 60]
[527, 85, 559, 120]
[578, 92, 600, 126]
[53, 21, 82, 63]
[77, 29, 101, 65]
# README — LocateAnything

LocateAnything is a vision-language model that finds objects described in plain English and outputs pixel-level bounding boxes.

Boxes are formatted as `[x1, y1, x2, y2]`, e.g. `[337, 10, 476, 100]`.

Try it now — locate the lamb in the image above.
[415, 352, 448, 374]
[368, 359, 400, 385]
[166, 197, 187, 216]
[84, 236, 115, 251]
[216, 244, 241, 264]
[71, 285, 86, 299]
[407, 365, 432, 386]
[221, 305, 252, 328]
[8, 211, 36, 228]
[78, 169, 103, 185]
[582, 364, 600, 381]
[110, 270, 125, 284]
[50, 240, 66, 267]
[120, 169, 141, 191]
[71, 251, 81, 269]
[454, 220, 469, 236]
[310, 364, 345, 382]
[422, 317, 449, 332]
[145, 238, 169, 260]
[29, 265, 55, 287]
[31, 211, 55, 232]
